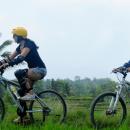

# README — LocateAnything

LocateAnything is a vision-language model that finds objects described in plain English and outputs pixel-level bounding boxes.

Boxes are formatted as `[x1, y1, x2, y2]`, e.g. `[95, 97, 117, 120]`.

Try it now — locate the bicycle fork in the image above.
[109, 85, 123, 113]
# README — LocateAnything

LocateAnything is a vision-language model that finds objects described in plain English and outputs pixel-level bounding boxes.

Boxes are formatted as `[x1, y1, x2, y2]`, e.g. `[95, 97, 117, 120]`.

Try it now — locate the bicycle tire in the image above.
[29, 90, 67, 124]
[90, 92, 127, 129]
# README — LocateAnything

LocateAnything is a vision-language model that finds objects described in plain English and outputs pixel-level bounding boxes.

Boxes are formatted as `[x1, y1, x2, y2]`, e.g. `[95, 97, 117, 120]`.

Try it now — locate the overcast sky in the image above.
[1, 0, 130, 80]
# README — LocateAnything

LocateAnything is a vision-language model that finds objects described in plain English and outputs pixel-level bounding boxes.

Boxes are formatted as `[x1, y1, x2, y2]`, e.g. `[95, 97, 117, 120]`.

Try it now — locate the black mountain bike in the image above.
[0, 68, 67, 124]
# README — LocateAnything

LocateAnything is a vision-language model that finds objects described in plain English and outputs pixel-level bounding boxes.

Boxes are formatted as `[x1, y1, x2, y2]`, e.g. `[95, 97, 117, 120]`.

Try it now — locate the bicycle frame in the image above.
[109, 72, 130, 111]
[0, 74, 50, 114]
[0, 75, 25, 112]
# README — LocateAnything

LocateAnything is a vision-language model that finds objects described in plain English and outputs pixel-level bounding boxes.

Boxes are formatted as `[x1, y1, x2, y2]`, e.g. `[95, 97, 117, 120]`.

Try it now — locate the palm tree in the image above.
[0, 32, 13, 58]
[0, 40, 12, 58]
[0, 38, 13, 95]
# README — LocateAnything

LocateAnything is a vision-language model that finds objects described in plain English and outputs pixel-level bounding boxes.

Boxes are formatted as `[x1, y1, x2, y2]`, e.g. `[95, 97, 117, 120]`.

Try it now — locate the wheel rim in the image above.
[92, 94, 125, 128]
[0, 100, 4, 121]
[29, 91, 66, 124]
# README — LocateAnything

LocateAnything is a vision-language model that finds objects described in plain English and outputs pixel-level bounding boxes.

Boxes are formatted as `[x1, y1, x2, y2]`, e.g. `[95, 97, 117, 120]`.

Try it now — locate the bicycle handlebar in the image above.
[112, 67, 128, 78]
[113, 71, 127, 79]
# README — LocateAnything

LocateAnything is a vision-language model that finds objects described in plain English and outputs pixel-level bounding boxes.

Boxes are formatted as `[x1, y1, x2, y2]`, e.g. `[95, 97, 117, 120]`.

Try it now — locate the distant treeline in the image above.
[0, 76, 116, 98]
[33, 76, 116, 97]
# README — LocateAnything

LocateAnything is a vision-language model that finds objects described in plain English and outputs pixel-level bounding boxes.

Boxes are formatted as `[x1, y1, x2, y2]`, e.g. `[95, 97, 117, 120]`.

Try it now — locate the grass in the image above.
[1, 97, 130, 130]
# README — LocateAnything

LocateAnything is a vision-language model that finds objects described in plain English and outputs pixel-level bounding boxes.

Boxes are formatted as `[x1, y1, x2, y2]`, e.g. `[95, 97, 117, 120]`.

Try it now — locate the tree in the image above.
[0, 40, 12, 58]
[0, 37, 12, 96]
[75, 76, 80, 81]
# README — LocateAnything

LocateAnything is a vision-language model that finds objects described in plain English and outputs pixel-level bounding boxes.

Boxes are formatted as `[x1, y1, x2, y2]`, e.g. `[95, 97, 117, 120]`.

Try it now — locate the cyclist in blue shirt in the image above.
[112, 60, 130, 73]
[0, 27, 47, 123]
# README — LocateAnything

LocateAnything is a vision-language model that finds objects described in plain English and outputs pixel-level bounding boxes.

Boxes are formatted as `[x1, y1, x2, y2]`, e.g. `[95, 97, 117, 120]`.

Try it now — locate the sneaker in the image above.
[20, 93, 35, 101]
[13, 116, 21, 124]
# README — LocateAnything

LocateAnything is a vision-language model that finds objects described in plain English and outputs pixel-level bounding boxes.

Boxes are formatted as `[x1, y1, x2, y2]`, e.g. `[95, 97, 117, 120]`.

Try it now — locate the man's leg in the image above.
[13, 68, 46, 123]
[15, 68, 46, 100]
[14, 69, 28, 123]
[20, 68, 47, 100]
[14, 69, 28, 96]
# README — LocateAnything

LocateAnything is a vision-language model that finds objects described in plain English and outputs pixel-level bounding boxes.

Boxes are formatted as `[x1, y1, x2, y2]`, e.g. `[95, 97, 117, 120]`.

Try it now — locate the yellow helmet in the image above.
[12, 27, 28, 37]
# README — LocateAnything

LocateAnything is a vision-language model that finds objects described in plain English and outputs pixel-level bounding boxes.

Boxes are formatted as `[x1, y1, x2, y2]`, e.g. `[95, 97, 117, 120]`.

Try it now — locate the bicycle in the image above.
[0, 68, 67, 124]
[90, 69, 130, 129]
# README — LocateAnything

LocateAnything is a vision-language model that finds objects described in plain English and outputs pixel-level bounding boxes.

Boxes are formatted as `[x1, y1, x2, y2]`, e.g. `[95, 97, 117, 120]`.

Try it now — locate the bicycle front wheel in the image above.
[29, 90, 67, 124]
[90, 92, 127, 129]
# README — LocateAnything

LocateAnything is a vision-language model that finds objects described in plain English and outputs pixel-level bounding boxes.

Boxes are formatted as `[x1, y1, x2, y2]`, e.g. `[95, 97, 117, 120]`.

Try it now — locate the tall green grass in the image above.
[1, 98, 130, 130]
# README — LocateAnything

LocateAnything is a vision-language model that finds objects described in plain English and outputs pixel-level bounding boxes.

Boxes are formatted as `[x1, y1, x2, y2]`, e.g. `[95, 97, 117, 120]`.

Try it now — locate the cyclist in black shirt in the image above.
[0, 27, 47, 123]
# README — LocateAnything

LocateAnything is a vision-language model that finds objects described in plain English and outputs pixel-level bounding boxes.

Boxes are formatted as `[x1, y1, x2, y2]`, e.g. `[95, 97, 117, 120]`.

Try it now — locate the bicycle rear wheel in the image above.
[29, 90, 67, 124]
[90, 92, 127, 129]
[0, 98, 5, 121]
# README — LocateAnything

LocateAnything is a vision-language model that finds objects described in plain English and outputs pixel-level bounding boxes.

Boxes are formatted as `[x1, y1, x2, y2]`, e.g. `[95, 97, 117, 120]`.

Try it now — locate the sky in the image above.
[1, 0, 130, 80]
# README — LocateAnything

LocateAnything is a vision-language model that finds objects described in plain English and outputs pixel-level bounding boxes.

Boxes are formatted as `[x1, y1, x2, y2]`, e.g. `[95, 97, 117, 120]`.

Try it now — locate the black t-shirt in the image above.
[16, 38, 46, 68]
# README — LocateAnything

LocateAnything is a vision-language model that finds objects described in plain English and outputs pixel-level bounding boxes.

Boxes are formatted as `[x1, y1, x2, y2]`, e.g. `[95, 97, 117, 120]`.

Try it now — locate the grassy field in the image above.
[1, 97, 130, 130]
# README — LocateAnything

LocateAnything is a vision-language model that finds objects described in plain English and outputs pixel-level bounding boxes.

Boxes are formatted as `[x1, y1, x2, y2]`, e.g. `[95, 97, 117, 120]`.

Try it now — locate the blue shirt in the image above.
[16, 38, 46, 68]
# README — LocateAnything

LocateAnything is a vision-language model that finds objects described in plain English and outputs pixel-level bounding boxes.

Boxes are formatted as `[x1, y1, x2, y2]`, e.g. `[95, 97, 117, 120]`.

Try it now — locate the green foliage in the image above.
[1, 51, 11, 58]
[37, 77, 116, 97]
[0, 40, 12, 58]
[0, 84, 5, 97]
[0, 98, 130, 130]
[0, 40, 12, 52]
[33, 80, 45, 93]
[3, 92, 15, 105]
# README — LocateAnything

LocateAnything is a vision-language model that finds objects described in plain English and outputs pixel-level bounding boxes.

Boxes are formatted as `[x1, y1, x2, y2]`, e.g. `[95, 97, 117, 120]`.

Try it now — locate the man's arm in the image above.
[9, 47, 30, 61]
[0, 51, 18, 65]
[0, 47, 30, 69]
[9, 51, 19, 60]
[8, 47, 30, 66]
[20, 47, 30, 57]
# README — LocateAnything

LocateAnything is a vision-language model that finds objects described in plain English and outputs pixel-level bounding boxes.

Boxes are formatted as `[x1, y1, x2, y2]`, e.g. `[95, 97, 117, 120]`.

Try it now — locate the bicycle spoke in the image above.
[29, 90, 67, 124]
[90, 93, 126, 128]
